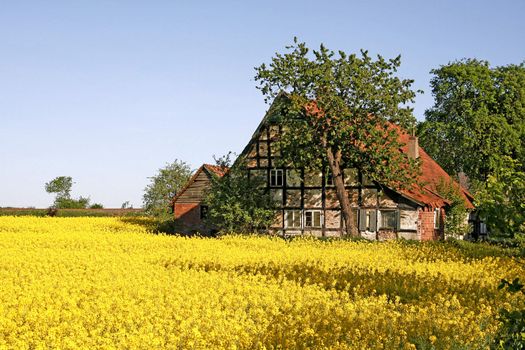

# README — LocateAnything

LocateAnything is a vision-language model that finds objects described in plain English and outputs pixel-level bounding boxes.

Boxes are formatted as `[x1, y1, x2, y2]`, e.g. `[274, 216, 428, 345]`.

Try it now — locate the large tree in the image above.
[143, 159, 192, 219]
[419, 59, 525, 237]
[418, 59, 525, 183]
[255, 39, 420, 236]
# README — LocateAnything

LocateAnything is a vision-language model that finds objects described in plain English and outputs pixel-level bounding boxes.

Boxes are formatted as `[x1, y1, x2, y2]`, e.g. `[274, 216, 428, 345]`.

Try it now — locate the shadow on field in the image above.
[118, 217, 216, 237]
[118, 217, 158, 232]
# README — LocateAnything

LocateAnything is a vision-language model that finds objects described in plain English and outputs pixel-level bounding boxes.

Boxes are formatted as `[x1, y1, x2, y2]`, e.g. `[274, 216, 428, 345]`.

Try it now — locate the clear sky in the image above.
[1, 0, 524, 208]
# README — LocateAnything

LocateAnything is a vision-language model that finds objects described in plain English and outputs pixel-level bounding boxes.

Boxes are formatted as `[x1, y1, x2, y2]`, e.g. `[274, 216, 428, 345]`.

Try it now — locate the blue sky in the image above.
[1, 0, 524, 208]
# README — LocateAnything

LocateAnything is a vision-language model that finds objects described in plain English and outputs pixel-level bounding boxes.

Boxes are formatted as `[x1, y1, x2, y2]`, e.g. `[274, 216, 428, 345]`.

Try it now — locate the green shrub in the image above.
[493, 278, 525, 349]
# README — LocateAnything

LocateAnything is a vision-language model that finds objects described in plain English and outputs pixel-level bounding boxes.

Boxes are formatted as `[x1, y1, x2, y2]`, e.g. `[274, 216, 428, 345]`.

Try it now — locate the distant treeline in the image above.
[0, 208, 144, 217]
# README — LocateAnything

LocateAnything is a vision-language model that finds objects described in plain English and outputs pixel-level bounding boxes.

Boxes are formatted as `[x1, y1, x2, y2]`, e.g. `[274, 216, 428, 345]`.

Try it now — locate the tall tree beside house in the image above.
[143, 160, 192, 220]
[418, 59, 525, 183]
[418, 60, 525, 237]
[475, 157, 525, 237]
[254, 38, 421, 236]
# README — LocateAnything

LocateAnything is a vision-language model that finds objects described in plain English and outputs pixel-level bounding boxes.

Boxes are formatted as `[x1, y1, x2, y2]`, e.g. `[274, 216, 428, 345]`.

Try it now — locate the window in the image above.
[270, 169, 283, 187]
[434, 208, 441, 229]
[285, 210, 301, 228]
[200, 205, 208, 220]
[359, 209, 377, 231]
[304, 210, 323, 228]
[380, 210, 397, 230]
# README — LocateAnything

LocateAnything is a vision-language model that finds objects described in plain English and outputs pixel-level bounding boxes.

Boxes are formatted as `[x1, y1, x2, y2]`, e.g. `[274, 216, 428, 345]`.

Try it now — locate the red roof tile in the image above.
[397, 130, 475, 209]
[203, 164, 229, 177]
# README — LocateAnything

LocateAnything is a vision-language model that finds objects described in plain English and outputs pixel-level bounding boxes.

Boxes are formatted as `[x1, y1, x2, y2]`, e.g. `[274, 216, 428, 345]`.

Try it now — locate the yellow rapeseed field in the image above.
[0, 216, 523, 349]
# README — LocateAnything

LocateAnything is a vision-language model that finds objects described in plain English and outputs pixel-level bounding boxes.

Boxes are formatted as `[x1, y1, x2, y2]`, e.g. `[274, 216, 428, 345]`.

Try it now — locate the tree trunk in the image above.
[325, 146, 359, 237]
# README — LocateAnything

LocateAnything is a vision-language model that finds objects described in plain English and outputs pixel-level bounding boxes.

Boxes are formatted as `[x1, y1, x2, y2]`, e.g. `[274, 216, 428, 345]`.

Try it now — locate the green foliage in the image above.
[435, 179, 470, 238]
[143, 159, 192, 220]
[55, 196, 90, 209]
[493, 278, 525, 349]
[254, 38, 420, 236]
[419, 59, 525, 183]
[419, 59, 525, 239]
[89, 203, 104, 209]
[204, 154, 275, 234]
[476, 157, 525, 238]
[45, 176, 92, 209]
[45, 176, 73, 199]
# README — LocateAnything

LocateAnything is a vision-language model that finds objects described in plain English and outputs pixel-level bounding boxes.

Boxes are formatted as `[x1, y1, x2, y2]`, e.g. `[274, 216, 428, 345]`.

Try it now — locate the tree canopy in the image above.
[254, 38, 420, 236]
[44, 176, 91, 209]
[143, 159, 192, 220]
[419, 59, 525, 237]
[45, 176, 73, 199]
[203, 153, 275, 234]
[418, 59, 525, 182]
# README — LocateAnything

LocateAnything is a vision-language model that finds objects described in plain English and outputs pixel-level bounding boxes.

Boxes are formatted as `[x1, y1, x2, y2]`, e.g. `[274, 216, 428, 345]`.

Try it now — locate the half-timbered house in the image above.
[174, 96, 475, 240]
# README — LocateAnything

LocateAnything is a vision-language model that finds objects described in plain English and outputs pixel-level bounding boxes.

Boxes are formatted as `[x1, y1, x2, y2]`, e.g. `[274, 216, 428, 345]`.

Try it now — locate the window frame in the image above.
[434, 208, 441, 229]
[284, 210, 302, 228]
[270, 169, 284, 187]
[304, 210, 323, 228]
[379, 210, 397, 230]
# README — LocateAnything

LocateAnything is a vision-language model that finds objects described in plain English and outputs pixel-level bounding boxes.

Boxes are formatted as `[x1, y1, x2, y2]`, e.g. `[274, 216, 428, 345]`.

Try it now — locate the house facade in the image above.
[172, 164, 227, 234]
[174, 97, 475, 240]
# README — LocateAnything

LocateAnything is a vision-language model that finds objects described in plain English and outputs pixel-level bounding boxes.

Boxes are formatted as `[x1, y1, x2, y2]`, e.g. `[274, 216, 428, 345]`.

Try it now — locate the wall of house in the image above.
[173, 170, 214, 233]
[419, 209, 437, 241]
[245, 124, 429, 240]
[398, 210, 420, 240]
[174, 203, 200, 226]
[175, 171, 212, 204]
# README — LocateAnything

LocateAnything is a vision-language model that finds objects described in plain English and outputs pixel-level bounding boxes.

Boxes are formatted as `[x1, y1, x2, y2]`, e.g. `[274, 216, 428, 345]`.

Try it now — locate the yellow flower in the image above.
[0, 216, 522, 349]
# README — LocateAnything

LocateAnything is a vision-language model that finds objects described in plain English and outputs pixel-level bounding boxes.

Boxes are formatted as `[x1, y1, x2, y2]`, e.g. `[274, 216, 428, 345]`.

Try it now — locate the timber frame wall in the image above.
[243, 123, 425, 239]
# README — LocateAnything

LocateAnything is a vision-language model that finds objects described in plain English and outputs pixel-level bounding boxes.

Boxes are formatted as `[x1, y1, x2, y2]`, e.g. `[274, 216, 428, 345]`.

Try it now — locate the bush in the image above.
[493, 278, 525, 349]
[203, 155, 275, 234]
[55, 197, 90, 209]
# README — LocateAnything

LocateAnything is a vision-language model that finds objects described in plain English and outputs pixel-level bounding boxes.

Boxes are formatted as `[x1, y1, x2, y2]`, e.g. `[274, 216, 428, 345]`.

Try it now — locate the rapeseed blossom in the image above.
[0, 216, 522, 349]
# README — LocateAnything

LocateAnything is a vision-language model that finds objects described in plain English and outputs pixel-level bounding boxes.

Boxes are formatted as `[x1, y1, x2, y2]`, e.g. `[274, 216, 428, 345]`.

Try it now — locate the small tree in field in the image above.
[143, 159, 192, 220]
[255, 38, 420, 236]
[45, 176, 73, 200]
[45, 176, 90, 209]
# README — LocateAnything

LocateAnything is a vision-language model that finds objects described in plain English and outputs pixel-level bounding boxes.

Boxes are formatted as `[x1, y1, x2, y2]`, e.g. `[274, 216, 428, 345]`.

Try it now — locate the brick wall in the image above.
[174, 203, 201, 227]
[419, 210, 436, 241]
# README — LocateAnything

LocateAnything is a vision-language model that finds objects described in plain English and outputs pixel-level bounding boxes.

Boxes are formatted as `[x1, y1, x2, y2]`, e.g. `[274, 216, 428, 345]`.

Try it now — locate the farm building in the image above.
[174, 96, 476, 240]
[172, 164, 228, 234]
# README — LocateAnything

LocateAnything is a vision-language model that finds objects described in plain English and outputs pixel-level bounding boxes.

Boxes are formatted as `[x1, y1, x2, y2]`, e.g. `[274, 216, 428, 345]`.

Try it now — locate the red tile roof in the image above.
[397, 130, 475, 209]
[203, 164, 229, 177]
